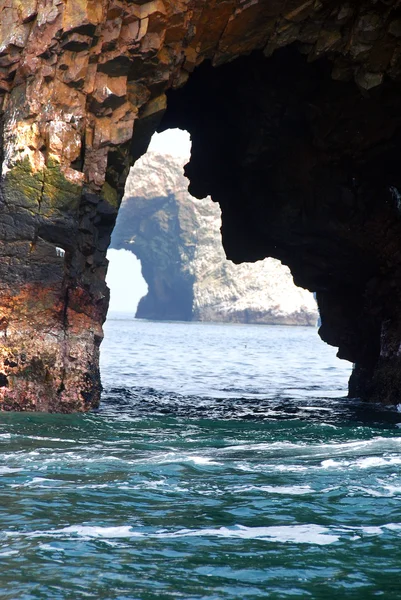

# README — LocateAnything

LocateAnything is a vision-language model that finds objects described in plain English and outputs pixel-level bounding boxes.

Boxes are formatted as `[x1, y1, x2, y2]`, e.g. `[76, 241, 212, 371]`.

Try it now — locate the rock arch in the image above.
[0, 0, 401, 410]
[111, 145, 318, 325]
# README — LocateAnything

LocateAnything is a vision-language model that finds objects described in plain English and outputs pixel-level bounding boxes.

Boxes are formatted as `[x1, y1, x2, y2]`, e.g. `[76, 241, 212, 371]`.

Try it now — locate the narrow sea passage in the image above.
[1, 317, 401, 599]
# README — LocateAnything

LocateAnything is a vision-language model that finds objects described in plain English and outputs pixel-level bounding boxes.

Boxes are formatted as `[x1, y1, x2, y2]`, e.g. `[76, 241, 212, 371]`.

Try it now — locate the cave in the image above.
[158, 47, 401, 404]
[1, 1, 401, 411]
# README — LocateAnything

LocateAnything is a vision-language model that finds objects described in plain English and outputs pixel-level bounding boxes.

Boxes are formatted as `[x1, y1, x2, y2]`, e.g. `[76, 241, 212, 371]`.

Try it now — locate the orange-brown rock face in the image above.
[0, 283, 103, 411]
[1, 1, 401, 410]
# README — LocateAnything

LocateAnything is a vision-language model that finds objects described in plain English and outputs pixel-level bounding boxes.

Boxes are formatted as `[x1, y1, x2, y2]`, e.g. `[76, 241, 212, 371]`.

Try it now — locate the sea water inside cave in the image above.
[1, 315, 401, 599]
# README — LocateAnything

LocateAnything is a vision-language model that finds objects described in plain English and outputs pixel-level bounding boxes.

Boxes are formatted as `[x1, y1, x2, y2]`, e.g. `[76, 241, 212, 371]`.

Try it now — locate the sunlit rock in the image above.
[113, 152, 318, 326]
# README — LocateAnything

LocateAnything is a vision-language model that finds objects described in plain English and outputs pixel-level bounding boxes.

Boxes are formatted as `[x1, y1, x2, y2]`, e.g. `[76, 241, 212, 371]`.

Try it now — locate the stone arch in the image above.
[1, 1, 401, 410]
[110, 131, 318, 325]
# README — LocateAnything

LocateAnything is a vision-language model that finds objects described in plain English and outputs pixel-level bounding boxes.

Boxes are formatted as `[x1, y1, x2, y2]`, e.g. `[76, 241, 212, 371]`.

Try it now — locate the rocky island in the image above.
[1, 0, 401, 409]
[112, 151, 318, 325]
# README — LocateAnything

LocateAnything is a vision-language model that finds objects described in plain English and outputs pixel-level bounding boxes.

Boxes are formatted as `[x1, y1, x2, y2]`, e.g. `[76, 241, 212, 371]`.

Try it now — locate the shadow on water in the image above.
[0, 388, 399, 432]
[99, 385, 401, 430]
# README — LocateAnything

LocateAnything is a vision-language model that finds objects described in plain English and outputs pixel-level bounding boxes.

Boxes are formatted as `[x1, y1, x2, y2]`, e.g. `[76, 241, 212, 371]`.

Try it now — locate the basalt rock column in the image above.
[0, 128, 112, 411]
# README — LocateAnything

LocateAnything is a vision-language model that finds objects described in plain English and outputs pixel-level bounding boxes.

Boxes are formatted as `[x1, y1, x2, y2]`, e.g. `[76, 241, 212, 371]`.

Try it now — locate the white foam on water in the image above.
[350, 486, 387, 498]
[118, 480, 189, 492]
[272, 465, 310, 472]
[189, 456, 221, 466]
[59, 525, 139, 538]
[222, 441, 308, 453]
[337, 523, 401, 538]
[234, 461, 312, 474]
[165, 524, 339, 545]
[221, 438, 401, 478]
[9, 521, 401, 545]
[0, 466, 22, 474]
[384, 523, 401, 531]
[223, 437, 401, 457]
[39, 543, 65, 552]
[25, 436, 77, 443]
[232, 484, 314, 495]
[147, 452, 221, 466]
[357, 456, 401, 468]
[321, 456, 401, 470]
[321, 459, 343, 468]
[31, 454, 127, 465]
[75, 483, 111, 490]
[259, 485, 314, 495]
[360, 526, 383, 536]
[9, 477, 58, 488]
[101, 540, 125, 547]
[0, 549, 18, 557]
[4, 522, 338, 545]
[316, 438, 401, 458]
[382, 484, 401, 496]
[6, 525, 140, 539]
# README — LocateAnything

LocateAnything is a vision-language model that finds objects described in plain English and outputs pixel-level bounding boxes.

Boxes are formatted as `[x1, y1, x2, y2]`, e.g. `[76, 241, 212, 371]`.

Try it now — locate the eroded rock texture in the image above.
[113, 151, 318, 325]
[1, 0, 401, 409]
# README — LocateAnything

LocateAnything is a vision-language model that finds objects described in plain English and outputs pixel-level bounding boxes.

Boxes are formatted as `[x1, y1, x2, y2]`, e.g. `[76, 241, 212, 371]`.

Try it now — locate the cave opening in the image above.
[102, 108, 352, 399]
[107, 126, 319, 327]
[150, 45, 401, 403]
[101, 130, 351, 404]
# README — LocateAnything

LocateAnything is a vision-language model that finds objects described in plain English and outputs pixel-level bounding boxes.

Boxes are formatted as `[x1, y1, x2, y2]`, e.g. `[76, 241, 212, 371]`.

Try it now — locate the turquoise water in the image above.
[1, 316, 401, 599]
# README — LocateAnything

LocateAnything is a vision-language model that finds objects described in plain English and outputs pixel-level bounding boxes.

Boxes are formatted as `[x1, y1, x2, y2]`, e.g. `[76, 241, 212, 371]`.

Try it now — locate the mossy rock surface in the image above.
[4, 158, 82, 216]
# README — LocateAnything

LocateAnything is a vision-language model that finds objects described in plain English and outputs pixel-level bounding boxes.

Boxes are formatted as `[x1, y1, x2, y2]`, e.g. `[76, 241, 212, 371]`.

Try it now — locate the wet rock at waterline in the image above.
[112, 152, 318, 325]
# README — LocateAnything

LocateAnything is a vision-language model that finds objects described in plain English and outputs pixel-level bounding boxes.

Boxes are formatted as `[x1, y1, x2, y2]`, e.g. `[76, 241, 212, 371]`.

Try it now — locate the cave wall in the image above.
[1, 1, 401, 409]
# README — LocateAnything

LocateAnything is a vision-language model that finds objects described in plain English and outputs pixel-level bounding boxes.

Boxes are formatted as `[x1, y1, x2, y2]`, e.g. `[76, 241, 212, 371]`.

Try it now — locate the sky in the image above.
[147, 128, 191, 159]
[106, 129, 191, 313]
[106, 249, 148, 313]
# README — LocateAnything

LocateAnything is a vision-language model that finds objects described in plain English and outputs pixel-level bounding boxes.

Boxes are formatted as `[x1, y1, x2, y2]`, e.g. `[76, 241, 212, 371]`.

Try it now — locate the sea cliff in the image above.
[1, 0, 401, 408]
[112, 152, 318, 325]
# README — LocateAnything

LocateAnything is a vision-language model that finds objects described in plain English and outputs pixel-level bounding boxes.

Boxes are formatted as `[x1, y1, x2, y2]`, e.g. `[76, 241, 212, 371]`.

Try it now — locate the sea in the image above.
[1, 314, 401, 599]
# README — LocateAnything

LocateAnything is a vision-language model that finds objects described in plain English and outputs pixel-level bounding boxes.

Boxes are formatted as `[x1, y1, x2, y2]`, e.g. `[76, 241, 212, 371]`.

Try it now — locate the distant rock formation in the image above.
[111, 152, 318, 326]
